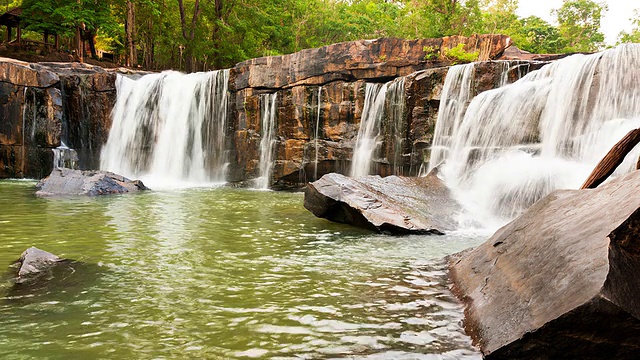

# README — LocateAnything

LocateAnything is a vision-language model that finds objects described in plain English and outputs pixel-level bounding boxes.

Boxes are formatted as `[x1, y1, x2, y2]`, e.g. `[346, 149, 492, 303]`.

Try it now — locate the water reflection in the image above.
[0, 181, 483, 359]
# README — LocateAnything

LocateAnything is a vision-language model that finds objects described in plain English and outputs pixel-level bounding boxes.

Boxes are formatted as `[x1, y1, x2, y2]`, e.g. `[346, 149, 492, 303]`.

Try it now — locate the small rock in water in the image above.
[14, 247, 62, 283]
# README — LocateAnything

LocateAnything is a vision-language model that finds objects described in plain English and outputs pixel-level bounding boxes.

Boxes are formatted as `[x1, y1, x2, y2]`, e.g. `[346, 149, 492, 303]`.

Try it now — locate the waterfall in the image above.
[100, 70, 230, 187]
[351, 83, 387, 177]
[432, 44, 640, 226]
[350, 77, 406, 177]
[52, 141, 78, 169]
[256, 93, 278, 189]
[427, 64, 476, 172]
[387, 78, 407, 175]
[314, 86, 322, 180]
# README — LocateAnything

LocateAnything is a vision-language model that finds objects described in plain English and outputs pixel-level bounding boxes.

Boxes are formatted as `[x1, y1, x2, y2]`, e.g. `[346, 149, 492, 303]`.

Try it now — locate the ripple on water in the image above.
[0, 182, 484, 359]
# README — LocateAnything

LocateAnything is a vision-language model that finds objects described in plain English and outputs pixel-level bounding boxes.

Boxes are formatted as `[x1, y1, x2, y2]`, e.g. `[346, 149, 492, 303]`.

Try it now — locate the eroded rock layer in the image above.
[0, 36, 539, 186]
[0, 58, 119, 179]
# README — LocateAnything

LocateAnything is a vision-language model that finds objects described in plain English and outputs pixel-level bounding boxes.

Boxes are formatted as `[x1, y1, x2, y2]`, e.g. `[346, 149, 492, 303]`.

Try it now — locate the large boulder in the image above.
[35, 168, 149, 196]
[449, 170, 640, 359]
[304, 170, 460, 234]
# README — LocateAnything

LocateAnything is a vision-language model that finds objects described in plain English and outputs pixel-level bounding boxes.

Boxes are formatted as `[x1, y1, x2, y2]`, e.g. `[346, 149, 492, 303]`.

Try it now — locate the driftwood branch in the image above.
[581, 128, 640, 189]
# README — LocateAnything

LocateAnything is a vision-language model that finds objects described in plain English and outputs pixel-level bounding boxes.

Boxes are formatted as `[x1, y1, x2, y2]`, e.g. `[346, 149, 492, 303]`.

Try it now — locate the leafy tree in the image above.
[553, 0, 607, 52]
[21, 0, 116, 59]
[510, 16, 566, 53]
[480, 0, 519, 35]
[618, 9, 640, 44]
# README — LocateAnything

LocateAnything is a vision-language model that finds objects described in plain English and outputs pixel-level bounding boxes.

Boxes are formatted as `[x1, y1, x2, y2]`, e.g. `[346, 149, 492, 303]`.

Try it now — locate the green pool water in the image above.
[0, 180, 485, 359]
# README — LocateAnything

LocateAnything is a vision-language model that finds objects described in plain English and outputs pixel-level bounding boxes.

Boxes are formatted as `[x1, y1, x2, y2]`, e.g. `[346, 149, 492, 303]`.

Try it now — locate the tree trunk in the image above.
[76, 26, 83, 62]
[126, 0, 137, 67]
[580, 128, 640, 189]
[87, 30, 97, 58]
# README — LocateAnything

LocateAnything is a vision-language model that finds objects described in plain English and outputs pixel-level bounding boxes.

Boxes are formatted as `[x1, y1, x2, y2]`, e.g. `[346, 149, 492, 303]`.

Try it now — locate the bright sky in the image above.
[516, 0, 638, 45]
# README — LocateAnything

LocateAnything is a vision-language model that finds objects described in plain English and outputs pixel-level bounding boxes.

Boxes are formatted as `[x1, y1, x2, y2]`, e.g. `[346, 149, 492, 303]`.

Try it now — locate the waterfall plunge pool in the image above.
[0, 180, 487, 359]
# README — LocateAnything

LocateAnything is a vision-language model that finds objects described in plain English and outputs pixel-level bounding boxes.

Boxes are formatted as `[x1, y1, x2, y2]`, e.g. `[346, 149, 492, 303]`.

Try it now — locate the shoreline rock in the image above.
[449, 170, 640, 359]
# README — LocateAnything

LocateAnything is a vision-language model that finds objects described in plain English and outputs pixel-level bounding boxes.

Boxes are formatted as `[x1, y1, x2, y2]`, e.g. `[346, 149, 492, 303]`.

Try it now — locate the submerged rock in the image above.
[4, 247, 102, 301]
[449, 170, 640, 359]
[35, 168, 149, 197]
[13, 247, 62, 284]
[304, 170, 460, 234]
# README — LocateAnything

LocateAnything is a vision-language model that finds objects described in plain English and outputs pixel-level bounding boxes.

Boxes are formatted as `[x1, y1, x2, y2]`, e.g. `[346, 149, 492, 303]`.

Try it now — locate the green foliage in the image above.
[509, 16, 567, 53]
[618, 9, 640, 44]
[7, 0, 619, 71]
[423, 46, 439, 60]
[443, 43, 479, 64]
[554, 0, 608, 52]
[22, 0, 115, 36]
[400, 0, 484, 39]
[480, 0, 520, 34]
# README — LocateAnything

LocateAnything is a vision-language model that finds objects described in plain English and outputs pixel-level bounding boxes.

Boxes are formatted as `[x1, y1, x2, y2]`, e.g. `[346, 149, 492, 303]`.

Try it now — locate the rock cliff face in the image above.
[0, 58, 118, 179]
[0, 35, 540, 185]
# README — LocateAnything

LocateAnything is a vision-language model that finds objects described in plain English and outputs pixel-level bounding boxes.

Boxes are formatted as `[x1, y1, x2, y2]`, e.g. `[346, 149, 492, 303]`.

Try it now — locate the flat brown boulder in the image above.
[304, 170, 460, 235]
[449, 170, 640, 359]
[36, 168, 149, 197]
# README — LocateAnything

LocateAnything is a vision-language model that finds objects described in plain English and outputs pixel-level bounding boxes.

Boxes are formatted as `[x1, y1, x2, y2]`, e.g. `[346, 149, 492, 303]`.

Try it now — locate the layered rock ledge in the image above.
[36, 168, 148, 196]
[304, 170, 460, 234]
[0, 35, 547, 187]
[230, 35, 512, 90]
[0, 57, 126, 179]
[449, 170, 640, 359]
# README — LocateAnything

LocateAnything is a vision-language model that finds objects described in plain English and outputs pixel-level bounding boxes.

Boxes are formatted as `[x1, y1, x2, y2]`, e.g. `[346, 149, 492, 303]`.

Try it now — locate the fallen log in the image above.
[581, 127, 640, 189]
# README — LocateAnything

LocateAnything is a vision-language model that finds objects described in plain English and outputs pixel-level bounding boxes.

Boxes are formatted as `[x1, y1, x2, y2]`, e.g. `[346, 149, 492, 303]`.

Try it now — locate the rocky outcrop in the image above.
[230, 35, 512, 91]
[449, 170, 640, 359]
[304, 169, 460, 234]
[35, 168, 148, 196]
[231, 59, 544, 188]
[0, 35, 548, 188]
[0, 58, 122, 179]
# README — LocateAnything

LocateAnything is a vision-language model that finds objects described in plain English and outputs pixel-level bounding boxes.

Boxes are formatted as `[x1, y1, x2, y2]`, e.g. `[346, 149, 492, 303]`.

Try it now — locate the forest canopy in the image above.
[1, 0, 637, 72]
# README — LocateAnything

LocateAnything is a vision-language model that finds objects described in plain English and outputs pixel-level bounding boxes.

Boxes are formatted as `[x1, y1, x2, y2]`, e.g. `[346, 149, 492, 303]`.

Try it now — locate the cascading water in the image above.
[431, 44, 640, 227]
[351, 83, 388, 177]
[314, 86, 322, 180]
[52, 141, 78, 169]
[350, 77, 406, 177]
[100, 70, 230, 188]
[386, 78, 407, 175]
[427, 64, 476, 171]
[256, 93, 278, 189]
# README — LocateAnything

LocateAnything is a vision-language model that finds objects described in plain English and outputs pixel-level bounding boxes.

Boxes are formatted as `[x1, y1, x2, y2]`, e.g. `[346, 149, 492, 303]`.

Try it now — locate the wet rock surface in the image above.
[1, 35, 547, 188]
[449, 170, 640, 359]
[36, 168, 149, 197]
[0, 58, 122, 178]
[3, 247, 103, 302]
[304, 170, 460, 234]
